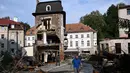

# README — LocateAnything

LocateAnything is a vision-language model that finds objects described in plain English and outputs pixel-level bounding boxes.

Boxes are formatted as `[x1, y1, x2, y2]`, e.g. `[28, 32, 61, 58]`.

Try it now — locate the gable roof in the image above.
[26, 26, 36, 35]
[0, 19, 19, 25]
[66, 23, 96, 33]
[0, 19, 23, 30]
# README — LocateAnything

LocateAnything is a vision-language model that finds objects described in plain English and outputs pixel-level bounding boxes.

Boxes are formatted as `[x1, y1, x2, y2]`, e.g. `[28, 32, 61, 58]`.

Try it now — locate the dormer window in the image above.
[80, 27, 84, 30]
[46, 5, 51, 11]
[11, 25, 15, 28]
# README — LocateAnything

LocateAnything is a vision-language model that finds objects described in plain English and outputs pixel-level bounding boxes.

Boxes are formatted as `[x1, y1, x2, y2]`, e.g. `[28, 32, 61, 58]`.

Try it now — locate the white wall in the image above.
[66, 32, 97, 54]
[100, 39, 130, 54]
[0, 26, 8, 51]
[118, 8, 130, 20]
[23, 46, 34, 56]
[25, 35, 35, 46]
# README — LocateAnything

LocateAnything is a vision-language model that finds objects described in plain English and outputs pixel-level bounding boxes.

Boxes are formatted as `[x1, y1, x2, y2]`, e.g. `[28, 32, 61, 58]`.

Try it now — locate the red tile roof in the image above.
[26, 23, 96, 35]
[26, 26, 36, 35]
[0, 19, 20, 25]
[0, 19, 24, 30]
[66, 23, 96, 33]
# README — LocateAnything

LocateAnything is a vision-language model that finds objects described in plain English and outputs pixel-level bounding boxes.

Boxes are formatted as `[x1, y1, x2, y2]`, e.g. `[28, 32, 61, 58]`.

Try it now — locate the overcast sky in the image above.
[0, 0, 130, 26]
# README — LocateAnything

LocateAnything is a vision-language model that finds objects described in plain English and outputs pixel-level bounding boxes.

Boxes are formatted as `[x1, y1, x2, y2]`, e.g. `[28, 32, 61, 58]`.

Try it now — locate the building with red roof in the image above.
[0, 18, 25, 55]
[65, 23, 97, 55]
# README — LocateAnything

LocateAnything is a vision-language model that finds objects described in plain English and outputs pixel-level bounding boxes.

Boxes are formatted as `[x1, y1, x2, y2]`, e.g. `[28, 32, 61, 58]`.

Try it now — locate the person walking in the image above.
[72, 55, 81, 73]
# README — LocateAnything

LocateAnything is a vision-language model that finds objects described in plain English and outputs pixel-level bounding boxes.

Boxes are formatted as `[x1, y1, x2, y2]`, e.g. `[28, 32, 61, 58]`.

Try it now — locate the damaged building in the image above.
[32, 0, 66, 63]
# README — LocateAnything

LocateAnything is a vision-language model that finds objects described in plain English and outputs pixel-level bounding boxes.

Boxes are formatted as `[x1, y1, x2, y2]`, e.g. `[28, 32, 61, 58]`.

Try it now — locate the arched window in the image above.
[46, 5, 51, 11]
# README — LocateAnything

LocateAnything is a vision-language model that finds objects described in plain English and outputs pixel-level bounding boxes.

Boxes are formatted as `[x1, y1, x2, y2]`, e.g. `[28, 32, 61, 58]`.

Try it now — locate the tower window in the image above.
[43, 18, 51, 29]
[46, 5, 51, 11]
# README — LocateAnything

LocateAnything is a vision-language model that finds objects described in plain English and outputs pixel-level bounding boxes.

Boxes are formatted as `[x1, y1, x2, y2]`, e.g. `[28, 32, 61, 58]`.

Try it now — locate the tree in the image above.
[20, 22, 30, 32]
[80, 10, 106, 42]
[104, 4, 119, 38]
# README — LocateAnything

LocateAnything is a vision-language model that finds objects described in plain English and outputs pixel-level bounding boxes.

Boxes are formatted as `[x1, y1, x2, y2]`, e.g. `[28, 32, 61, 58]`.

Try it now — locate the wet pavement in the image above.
[41, 62, 94, 73]
[19, 62, 94, 73]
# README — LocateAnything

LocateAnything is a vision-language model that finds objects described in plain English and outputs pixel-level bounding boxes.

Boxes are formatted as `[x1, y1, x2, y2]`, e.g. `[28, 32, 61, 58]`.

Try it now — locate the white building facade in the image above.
[118, 5, 130, 37]
[25, 35, 35, 46]
[100, 38, 130, 54]
[25, 26, 36, 47]
[24, 26, 36, 56]
[65, 23, 97, 55]
[0, 18, 24, 55]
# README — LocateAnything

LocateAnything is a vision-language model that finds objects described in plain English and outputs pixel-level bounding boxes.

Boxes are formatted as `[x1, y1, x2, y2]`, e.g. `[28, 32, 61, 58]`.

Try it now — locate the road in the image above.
[46, 62, 94, 73]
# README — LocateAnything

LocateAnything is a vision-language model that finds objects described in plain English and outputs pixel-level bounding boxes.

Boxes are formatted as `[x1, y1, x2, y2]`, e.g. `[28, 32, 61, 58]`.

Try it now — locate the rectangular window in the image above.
[1, 34, 4, 39]
[87, 40, 90, 46]
[1, 43, 4, 48]
[32, 37, 35, 40]
[87, 34, 89, 38]
[127, 9, 130, 15]
[43, 18, 51, 29]
[76, 41, 78, 47]
[28, 37, 30, 40]
[128, 43, 130, 53]
[81, 34, 84, 38]
[70, 41, 72, 47]
[75, 35, 78, 38]
[115, 43, 121, 54]
[81, 40, 84, 46]
[70, 35, 72, 38]
[1, 26, 4, 30]
[106, 43, 109, 52]
[28, 43, 30, 46]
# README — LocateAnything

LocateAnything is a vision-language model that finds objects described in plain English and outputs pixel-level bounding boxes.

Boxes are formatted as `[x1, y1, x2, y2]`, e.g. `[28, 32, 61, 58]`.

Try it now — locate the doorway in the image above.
[115, 43, 121, 54]
[128, 43, 130, 53]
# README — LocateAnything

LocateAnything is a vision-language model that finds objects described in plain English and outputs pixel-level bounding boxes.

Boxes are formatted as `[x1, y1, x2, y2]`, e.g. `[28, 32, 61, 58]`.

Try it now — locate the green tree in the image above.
[20, 22, 30, 32]
[104, 4, 119, 38]
[80, 10, 106, 41]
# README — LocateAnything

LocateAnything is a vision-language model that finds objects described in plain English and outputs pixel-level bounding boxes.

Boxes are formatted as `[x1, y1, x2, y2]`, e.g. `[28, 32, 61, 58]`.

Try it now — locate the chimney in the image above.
[13, 17, 18, 22]
[36, 0, 39, 4]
